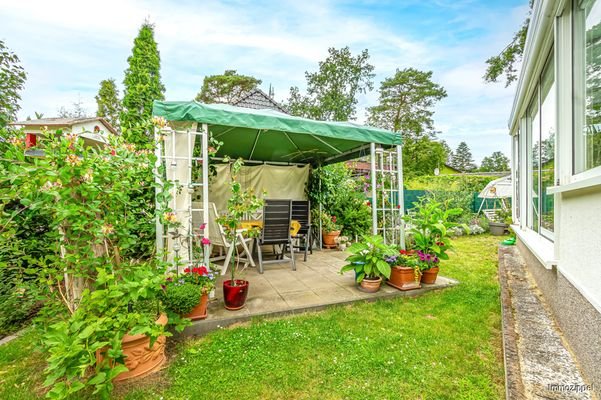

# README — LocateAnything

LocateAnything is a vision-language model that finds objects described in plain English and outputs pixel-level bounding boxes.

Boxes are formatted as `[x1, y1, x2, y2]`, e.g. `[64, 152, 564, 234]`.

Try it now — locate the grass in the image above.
[0, 235, 505, 399]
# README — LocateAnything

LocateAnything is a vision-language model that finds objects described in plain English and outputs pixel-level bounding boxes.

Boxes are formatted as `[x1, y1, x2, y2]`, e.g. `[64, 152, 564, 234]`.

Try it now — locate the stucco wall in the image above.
[557, 187, 601, 313]
[516, 239, 601, 397]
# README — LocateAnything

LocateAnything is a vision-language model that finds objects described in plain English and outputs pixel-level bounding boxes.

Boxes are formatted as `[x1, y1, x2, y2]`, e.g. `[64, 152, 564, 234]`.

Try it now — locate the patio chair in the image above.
[291, 200, 312, 261]
[207, 202, 256, 275]
[255, 199, 295, 273]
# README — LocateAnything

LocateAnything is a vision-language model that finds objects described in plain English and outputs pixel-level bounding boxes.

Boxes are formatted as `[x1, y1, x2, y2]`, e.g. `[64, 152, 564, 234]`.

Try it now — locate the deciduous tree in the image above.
[480, 151, 510, 172]
[288, 47, 374, 121]
[0, 40, 27, 127]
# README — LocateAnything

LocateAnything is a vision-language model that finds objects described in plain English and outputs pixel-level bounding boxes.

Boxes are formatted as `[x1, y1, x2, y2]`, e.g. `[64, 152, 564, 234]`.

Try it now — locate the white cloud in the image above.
[0, 0, 528, 162]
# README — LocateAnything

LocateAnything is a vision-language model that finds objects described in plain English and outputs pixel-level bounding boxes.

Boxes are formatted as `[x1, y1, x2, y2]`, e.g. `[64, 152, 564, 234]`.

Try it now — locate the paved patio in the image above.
[180, 249, 458, 337]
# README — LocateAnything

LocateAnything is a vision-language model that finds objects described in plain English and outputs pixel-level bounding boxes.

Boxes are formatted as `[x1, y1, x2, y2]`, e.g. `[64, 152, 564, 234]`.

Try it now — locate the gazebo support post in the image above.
[370, 143, 377, 235]
[201, 123, 210, 267]
[396, 145, 405, 249]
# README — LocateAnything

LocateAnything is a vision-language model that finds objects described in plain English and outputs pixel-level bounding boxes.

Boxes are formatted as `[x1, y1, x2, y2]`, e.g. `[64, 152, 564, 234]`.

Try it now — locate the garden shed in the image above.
[152, 101, 404, 267]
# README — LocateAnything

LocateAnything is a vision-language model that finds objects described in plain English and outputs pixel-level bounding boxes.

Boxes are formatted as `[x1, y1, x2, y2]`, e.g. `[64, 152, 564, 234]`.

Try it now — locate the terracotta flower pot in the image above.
[359, 276, 382, 293]
[387, 266, 422, 291]
[184, 292, 209, 321]
[322, 230, 341, 248]
[421, 267, 440, 284]
[97, 314, 168, 382]
[223, 280, 249, 310]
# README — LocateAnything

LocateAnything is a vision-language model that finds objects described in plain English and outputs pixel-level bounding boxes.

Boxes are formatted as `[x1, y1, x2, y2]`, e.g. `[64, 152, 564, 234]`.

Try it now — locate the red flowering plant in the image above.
[182, 264, 218, 293]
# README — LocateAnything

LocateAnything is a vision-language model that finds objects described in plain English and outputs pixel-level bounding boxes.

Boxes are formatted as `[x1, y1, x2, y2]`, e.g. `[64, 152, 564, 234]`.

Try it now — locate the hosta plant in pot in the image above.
[217, 157, 263, 310]
[340, 235, 394, 293]
[386, 249, 421, 291]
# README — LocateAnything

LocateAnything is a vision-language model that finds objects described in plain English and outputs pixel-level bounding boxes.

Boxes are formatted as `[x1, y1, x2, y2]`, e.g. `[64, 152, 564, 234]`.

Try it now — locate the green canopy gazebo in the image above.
[152, 101, 405, 266]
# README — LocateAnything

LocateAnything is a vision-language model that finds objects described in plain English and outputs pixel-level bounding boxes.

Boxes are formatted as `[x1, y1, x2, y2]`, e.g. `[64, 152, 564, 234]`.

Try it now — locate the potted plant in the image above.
[403, 198, 467, 285]
[386, 249, 421, 291]
[217, 157, 263, 310]
[490, 208, 511, 236]
[416, 250, 440, 284]
[336, 235, 350, 251]
[319, 211, 342, 248]
[339, 235, 394, 293]
[161, 263, 216, 320]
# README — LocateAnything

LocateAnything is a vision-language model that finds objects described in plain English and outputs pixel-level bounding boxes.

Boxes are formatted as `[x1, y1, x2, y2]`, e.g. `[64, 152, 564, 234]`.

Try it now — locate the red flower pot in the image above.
[223, 280, 249, 310]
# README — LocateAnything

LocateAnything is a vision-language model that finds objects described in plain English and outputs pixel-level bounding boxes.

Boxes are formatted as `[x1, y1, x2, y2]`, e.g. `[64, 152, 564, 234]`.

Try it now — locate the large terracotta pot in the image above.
[421, 267, 440, 284]
[322, 230, 341, 248]
[387, 266, 421, 291]
[184, 292, 209, 321]
[223, 280, 249, 310]
[359, 276, 382, 293]
[97, 314, 168, 382]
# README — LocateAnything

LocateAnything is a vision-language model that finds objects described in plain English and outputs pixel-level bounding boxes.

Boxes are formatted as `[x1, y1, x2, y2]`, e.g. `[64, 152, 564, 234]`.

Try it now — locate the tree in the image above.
[480, 151, 510, 172]
[451, 142, 477, 172]
[121, 22, 165, 146]
[287, 47, 375, 121]
[367, 68, 447, 135]
[95, 78, 122, 129]
[0, 40, 27, 127]
[195, 70, 261, 104]
[484, 1, 533, 86]
[57, 98, 88, 118]
[403, 137, 449, 178]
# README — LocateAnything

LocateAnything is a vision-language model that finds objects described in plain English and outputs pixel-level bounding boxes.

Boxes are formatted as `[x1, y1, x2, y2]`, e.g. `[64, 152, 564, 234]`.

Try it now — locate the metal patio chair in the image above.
[291, 200, 312, 261]
[255, 199, 295, 273]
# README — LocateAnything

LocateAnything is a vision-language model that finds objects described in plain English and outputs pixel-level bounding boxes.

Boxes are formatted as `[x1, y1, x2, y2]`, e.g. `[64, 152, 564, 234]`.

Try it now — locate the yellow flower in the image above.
[164, 212, 178, 223]
[66, 154, 82, 166]
[151, 116, 168, 129]
[101, 224, 114, 235]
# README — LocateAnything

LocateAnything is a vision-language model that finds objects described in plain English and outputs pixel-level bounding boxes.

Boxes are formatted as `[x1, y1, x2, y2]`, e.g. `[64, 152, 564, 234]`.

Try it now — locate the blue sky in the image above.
[0, 0, 528, 163]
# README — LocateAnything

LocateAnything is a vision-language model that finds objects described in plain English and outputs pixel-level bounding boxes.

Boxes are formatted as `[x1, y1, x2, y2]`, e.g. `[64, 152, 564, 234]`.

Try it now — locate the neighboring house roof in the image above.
[11, 117, 118, 135]
[230, 88, 289, 114]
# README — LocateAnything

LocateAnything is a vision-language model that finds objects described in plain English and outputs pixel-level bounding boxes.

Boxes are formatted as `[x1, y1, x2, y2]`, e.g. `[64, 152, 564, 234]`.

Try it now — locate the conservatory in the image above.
[152, 101, 405, 271]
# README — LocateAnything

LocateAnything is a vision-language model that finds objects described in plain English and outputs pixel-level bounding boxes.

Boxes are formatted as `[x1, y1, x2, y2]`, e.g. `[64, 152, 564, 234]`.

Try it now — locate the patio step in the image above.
[498, 246, 595, 400]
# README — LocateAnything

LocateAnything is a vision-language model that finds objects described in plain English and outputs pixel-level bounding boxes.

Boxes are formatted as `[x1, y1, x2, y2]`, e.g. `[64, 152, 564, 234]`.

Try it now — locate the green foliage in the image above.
[404, 197, 466, 264]
[340, 235, 395, 282]
[402, 135, 449, 178]
[0, 40, 27, 127]
[160, 282, 200, 315]
[405, 174, 496, 192]
[95, 78, 122, 130]
[0, 236, 506, 400]
[216, 157, 264, 284]
[195, 70, 261, 104]
[480, 151, 510, 172]
[288, 47, 374, 121]
[367, 68, 447, 134]
[307, 163, 371, 237]
[484, 3, 531, 87]
[450, 141, 476, 172]
[0, 124, 178, 398]
[121, 22, 165, 147]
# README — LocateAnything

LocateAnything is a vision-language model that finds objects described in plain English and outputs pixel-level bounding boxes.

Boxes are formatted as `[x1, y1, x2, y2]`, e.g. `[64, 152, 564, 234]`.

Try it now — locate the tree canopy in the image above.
[480, 151, 510, 172]
[367, 68, 447, 135]
[484, 1, 533, 86]
[0, 40, 27, 128]
[95, 78, 122, 129]
[195, 70, 261, 104]
[121, 22, 165, 146]
[451, 142, 477, 172]
[287, 47, 375, 121]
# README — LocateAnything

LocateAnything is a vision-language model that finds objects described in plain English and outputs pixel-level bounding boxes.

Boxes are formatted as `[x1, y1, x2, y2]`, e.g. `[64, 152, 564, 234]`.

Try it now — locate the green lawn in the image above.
[0, 235, 504, 399]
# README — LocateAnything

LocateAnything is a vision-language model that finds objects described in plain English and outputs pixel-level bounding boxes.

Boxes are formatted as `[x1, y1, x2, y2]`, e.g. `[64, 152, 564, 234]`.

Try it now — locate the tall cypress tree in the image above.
[95, 78, 122, 130]
[121, 22, 165, 146]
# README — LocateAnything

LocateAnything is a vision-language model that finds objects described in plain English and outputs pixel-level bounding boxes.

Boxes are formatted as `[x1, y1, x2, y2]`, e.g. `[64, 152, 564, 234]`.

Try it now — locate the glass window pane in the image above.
[540, 56, 555, 234]
[528, 92, 540, 233]
[574, 0, 601, 173]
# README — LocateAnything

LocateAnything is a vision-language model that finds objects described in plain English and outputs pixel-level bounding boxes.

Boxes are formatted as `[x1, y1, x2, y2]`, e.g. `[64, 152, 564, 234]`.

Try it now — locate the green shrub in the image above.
[161, 282, 200, 315]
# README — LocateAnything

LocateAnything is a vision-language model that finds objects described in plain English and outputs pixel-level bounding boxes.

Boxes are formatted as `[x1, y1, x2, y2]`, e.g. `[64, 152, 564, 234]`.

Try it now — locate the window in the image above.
[525, 52, 556, 238]
[573, 0, 601, 174]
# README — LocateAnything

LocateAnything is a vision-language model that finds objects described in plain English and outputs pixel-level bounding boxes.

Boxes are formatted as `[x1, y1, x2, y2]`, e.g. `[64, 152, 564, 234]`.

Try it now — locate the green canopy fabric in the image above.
[153, 101, 401, 165]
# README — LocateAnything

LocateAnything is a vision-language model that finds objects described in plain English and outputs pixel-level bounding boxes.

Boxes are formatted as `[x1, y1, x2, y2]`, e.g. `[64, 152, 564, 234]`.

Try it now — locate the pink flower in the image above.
[201, 237, 211, 246]
[199, 223, 207, 230]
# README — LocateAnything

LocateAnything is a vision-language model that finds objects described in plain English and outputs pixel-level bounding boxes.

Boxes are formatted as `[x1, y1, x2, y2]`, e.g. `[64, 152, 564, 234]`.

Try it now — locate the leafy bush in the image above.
[161, 282, 200, 315]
